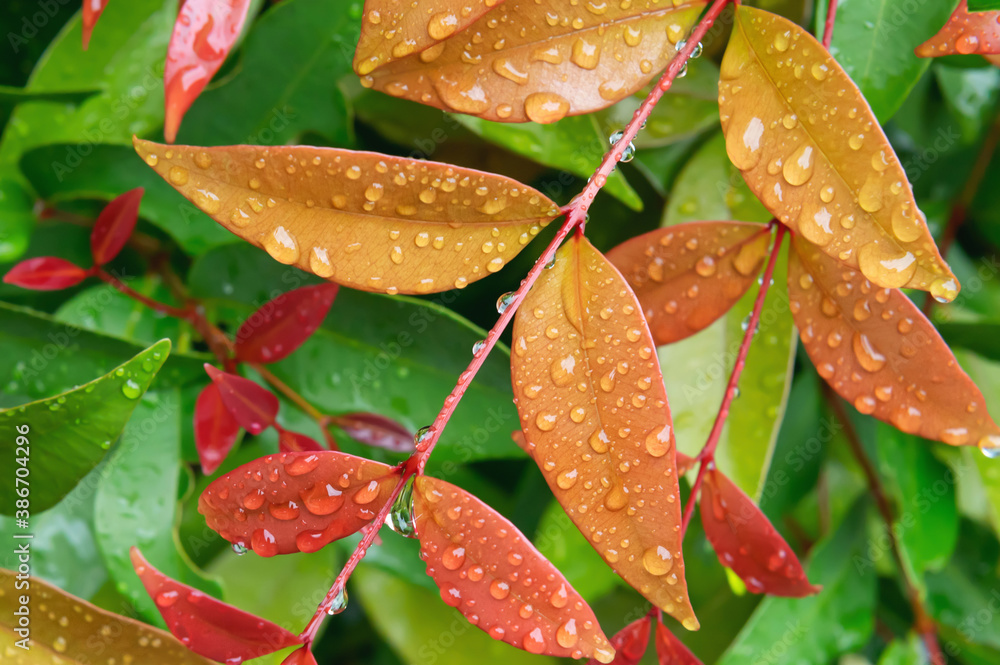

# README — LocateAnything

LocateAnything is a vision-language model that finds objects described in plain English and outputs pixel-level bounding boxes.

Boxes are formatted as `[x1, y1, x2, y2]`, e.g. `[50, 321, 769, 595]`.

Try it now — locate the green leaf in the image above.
[187, 243, 522, 466]
[0, 302, 206, 405]
[877, 635, 927, 665]
[353, 565, 560, 665]
[874, 424, 959, 585]
[659, 134, 794, 499]
[816, 0, 959, 122]
[935, 65, 1000, 144]
[957, 351, 1000, 535]
[533, 501, 622, 601]
[718, 500, 877, 665]
[455, 114, 642, 211]
[178, 0, 357, 148]
[56, 284, 185, 346]
[94, 391, 221, 624]
[969, 0, 1000, 10]
[0, 84, 97, 109]
[0, 178, 34, 263]
[19, 144, 236, 255]
[938, 322, 1000, 363]
[0, 339, 171, 514]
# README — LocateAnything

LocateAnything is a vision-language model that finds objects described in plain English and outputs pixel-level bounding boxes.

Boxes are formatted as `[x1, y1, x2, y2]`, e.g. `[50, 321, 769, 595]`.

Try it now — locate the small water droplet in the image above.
[326, 587, 348, 615]
[231, 543, 248, 555]
[414, 425, 435, 450]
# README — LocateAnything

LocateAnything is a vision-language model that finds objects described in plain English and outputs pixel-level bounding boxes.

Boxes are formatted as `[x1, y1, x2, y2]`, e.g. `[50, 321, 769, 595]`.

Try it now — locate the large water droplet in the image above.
[980, 435, 1000, 459]
[524, 92, 569, 124]
[414, 425, 435, 450]
[496, 291, 516, 314]
[642, 546, 673, 576]
[231, 542, 248, 555]
[121, 378, 142, 399]
[326, 586, 348, 615]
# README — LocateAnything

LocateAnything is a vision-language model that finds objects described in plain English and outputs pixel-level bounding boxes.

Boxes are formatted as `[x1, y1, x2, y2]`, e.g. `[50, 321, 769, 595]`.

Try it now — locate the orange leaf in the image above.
[608, 221, 772, 345]
[511, 234, 698, 630]
[916, 0, 1000, 58]
[198, 451, 400, 556]
[699, 465, 819, 597]
[718, 6, 959, 301]
[82, 0, 110, 50]
[133, 138, 558, 294]
[354, 0, 506, 74]
[412, 475, 616, 662]
[130, 548, 302, 662]
[360, 1, 706, 123]
[788, 235, 1000, 451]
[0, 567, 213, 664]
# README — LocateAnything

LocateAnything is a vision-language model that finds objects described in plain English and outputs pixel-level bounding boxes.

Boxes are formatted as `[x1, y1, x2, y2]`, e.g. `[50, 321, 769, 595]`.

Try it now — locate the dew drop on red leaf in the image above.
[654, 620, 703, 665]
[130, 547, 301, 662]
[82, 0, 109, 50]
[700, 467, 819, 597]
[234, 284, 339, 364]
[90, 187, 144, 265]
[278, 429, 325, 453]
[412, 475, 616, 663]
[199, 451, 399, 556]
[164, 0, 253, 142]
[3, 257, 89, 291]
[331, 412, 413, 453]
[194, 382, 241, 475]
[204, 364, 279, 435]
[590, 616, 651, 665]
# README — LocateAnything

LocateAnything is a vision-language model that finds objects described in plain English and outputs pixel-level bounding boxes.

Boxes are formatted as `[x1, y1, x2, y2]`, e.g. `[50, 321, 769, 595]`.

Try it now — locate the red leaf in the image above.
[675, 451, 696, 476]
[3, 257, 89, 290]
[413, 476, 615, 662]
[331, 412, 412, 453]
[91, 187, 144, 265]
[194, 383, 241, 475]
[281, 646, 318, 665]
[234, 284, 339, 364]
[82, 0, 110, 50]
[278, 429, 325, 453]
[589, 617, 651, 665]
[198, 451, 399, 556]
[700, 467, 819, 597]
[654, 621, 703, 665]
[204, 365, 279, 435]
[130, 547, 302, 662]
[916, 0, 1000, 58]
[164, 0, 253, 142]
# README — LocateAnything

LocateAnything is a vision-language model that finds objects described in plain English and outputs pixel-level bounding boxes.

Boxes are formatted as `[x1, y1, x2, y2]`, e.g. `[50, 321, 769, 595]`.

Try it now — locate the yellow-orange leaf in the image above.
[608, 221, 771, 345]
[511, 235, 698, 629]
[133, 138, 558, 294]
[412, 475, 616, 662]
[0, 569, 213, 664]
[718, 6, 959, 301]
[354, 0, 506, 74]
[916, 0, 1000, 58]
[361, 0, 706, 123]
[788, 235, 1000, 451]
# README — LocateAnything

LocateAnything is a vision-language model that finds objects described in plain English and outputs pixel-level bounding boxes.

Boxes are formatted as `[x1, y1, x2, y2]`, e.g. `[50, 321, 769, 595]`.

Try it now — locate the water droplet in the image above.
[523, 628, 546, 654]
[858, 242, 916, 289]
[726, 116, 764, 169]
[556, 619, 579, 648]
[782, 145, 814, 186]
[852, 332, 886, 372]
[231, 543, 248, 555]
[930, 277, 958, 304]
[326, 587, 348, 615]
[489, 580, 510, 599]
[301, 482, 344, 516]
[168, 166, 189, 185]
[415, 425, 435, 450]
[264, 226, 300, 264]
[524, 92, 569, 124]
[556, 468, 578, 489]
[571, 37, 601, 69]
[980, 435, 1000, 458]
[121, 378, 142, 399]
[496, 291, 516, 314]
[642, 546, 673, 576]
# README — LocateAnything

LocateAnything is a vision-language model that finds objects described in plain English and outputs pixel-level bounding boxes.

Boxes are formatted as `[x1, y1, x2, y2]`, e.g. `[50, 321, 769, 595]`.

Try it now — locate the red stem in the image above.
[822, 0, 838, 49]
[300, 0, 738, 641]
[681, 223, 786, 534]
[96, 268, 193, 320]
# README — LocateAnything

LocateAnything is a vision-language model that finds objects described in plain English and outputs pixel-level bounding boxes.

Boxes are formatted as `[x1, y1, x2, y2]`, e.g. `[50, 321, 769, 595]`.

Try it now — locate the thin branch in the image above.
[96, 269, 192, 320]
[251, 363, 338, 449]
[681, 223, 786, 533]
[822, 0, 838, 49]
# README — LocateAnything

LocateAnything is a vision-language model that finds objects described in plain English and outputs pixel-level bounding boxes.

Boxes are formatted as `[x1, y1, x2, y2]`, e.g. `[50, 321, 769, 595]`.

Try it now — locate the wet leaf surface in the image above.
[916, 0, 1000, 58]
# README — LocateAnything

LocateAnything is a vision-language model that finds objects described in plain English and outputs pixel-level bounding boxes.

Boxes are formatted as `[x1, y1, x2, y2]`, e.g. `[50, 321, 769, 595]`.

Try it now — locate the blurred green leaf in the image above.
[0, 177, 34, 262]
[935, 65, 1000, 144]
[718, 500, 877, 665]
[94, 391, 221, 624]
[817, 0, 959, 122]
[56, 283, 185, 346]
[938, 322, 1000, 363]
[353, 565, 559, 665]
[533, 501, 622, 602]
[0, 339, 170, 514]
[877, 635, 927, 665]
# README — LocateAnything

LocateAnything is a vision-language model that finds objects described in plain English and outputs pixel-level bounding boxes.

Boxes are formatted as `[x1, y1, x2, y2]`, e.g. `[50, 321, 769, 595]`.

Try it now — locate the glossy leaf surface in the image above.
[0, 567, 213, 664]
[81, 0, 110, 49]
[354, 0, 505, 74]
[363, 0, 706, 123]
[700, 466, 819, 597]
[787, 236, 1000, 450]
[90, 186, 144, 265]
[195, 382, 242, 474]
[608, 221, 771, 345]
[412, 475, 615, 662]
[164, 0, 253, 142]
[199, 451, 399, 555]
[916, 0, 1000, 57]
[134, 138, 558, 294]
[332, 411, 413, 453]
[234, 283, 339, 364]
[719, 6, 958, 300]
[130, 548, 302, 662]
[591, 617, 650, 665]
[511, 235, 697, 629]
[3, 256, 89, 290]
[204, 365, 279, 435]
[0, 340, 170, 514]
[654, 621, 703, 665]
